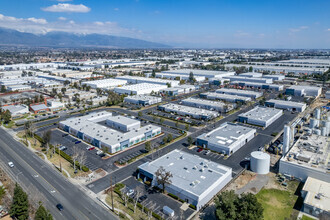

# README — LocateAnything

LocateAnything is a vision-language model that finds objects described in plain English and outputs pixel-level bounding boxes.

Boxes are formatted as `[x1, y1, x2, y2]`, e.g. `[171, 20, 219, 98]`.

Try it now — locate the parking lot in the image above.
[123, 176, 195, 220]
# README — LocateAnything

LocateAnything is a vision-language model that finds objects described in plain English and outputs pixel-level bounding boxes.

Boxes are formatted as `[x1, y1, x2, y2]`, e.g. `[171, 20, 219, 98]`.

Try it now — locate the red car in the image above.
[197, 148, 203, 153]
[87, 146, 95, 151]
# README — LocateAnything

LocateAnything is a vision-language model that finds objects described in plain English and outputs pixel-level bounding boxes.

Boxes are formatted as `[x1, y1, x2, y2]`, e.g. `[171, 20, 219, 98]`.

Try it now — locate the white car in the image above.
[8, 162, 14, 168]
[96, 150, 103, 155]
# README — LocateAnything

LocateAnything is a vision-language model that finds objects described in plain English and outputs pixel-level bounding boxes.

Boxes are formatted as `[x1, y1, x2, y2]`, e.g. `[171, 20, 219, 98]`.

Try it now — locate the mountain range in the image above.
[0, 28, 170, 49]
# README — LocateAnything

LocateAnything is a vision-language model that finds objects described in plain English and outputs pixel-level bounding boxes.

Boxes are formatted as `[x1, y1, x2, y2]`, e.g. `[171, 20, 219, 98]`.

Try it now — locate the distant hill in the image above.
[0, 28, 170, 48]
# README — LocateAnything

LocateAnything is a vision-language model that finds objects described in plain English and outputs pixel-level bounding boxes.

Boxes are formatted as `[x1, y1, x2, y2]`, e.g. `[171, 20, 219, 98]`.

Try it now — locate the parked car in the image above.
[126, 189, 135, 197]
[8, 162, 14, 168]
[96, 150, 103, 155]
[88, 147, 95, 151]
[99, 153, 106, 157]
[197, 148, 203, 153]
[59, 146, 67, 151]
[204, 150, 211, 155]
[75, 141, 81, 144]
[56, 203, 64, 211]
[138, 195, 147, 203]
[62, 134, 69, 137]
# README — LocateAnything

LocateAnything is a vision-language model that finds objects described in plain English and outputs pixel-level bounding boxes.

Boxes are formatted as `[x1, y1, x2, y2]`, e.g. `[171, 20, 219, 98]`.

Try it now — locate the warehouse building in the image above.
[81, 78, 127, 89]
[59, 111, 161, 154]
[265, 99, 307, 112]
[301, 177, 330, 218]
[155, 72, 205, 82]
[116, 75, 179, 87]
[138, 149, 232, 210]
[114, 83, 167, 95]
[161, 69, 235, 79]
[216, 88, 263, 99]
[262, 74, 285, 81]
[197, 122, 256, 155]
[285, 85, 322, 97]
[279, 134, 329, 183]
[158, 103, 219, 120]
[326, 91, 330, 99]
[124, 95, 162, 106]
[200, 92, 251, 103]
[160, 85, 196, 96]
[181, 97, 234, 113]
[7, 85, 32, 92]
[223, 76, 273, 84]
[1, 105, 29, 118]
[239, 72, 263, 78]
[230, 81, 284, 91]
[238, 106, 283, 127]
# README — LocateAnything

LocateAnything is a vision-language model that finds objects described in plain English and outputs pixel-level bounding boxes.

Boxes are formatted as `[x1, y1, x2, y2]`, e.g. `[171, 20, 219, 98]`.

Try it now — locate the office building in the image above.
[138, 149, 232, 210]
[265, 99, 307, 112]
[59, 111, 161, 154]
[197, 122, 256, 155]
[158, 103, 219, 120]
[238, 106, 283, 127]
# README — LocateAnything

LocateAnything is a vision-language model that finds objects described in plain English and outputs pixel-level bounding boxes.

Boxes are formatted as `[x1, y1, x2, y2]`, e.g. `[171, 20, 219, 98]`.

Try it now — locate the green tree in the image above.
[167, 134, 173, 142]
[154, 166, 173, 193]
[187, 136, 193, 146]
[145, 141, 151, 152]
[185, 124, 190, 131]
[0, 85, 6, 93]
[175, 121, 179, 127]
[151, 69, 156, 78]
[0, 185, 6, 200]
[2, 110, 11, 124]
[249, 66, 253, 72]
[189, 71, 195, 83]
[138, 111, 143, 117]
[10, 183, 29, 220]
[160, 118, 164, 123]
[34, 203, 53, 220]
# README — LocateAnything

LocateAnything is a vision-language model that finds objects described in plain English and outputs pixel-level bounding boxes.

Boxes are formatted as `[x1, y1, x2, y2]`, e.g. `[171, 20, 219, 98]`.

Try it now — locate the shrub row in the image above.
[189, 204, 196, 210]
[168, 193, 178, 200]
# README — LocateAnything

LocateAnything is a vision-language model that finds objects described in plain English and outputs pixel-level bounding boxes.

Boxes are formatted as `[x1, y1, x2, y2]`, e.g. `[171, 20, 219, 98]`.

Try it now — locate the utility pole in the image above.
[110, 175, 114, 211]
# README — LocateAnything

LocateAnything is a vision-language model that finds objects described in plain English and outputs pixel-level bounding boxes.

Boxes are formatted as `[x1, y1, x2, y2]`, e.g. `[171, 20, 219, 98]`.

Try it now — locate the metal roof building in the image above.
[124, 95, 162, 106]
[223, 75, 273, 84]
[285, 85, 322, 97]
[216, 88, 263, 99]
[181, 97, 234, 113]
[114, 83, 167, 95]
[197, 122, 256, 155]
[161, 69, 235, 79]
[158, 103, 219, 120]
[116, 75, 180, 87]
[138, 149, 232, 210]
[81, 78, 127, 89]
[238, 106, 283, 127]
[200, 92, 252, 103]
[265, 99, 307, 112]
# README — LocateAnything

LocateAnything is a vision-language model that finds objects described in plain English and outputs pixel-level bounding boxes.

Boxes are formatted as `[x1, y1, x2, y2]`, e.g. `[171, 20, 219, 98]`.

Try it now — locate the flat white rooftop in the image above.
[239, 106, 283, 121]
[302, 177, 330, 212]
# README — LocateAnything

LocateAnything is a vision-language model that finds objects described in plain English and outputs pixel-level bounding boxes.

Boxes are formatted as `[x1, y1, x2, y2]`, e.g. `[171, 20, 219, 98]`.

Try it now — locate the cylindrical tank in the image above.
[283, 125, 291, 155]
[314, 129, 321, 136]
[314, 108, 321, 120]
[321, 127, 327, 136]
[250, 151, 270, 174]
[310, 118, 319, 129]
[326, 122, 330, 136]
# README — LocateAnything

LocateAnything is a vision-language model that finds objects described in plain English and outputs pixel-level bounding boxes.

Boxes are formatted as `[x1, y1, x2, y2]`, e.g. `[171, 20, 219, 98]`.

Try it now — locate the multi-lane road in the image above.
[0, 127, 117, 220]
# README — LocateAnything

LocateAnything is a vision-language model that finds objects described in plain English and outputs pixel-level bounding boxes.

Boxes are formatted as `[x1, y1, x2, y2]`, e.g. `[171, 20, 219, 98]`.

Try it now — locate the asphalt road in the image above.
[0, 127, 117, 220]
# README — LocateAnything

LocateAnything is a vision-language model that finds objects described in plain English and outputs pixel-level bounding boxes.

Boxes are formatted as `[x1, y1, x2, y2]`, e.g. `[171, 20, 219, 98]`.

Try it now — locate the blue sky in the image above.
[0, 0, 329, 48]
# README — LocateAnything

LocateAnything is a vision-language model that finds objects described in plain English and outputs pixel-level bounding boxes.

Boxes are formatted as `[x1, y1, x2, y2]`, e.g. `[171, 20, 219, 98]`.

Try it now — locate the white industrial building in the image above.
[59, 111, 161, 154]
[240, 72, 263, 78]
[138, 149, 232, 210]
[223, 76, 273, 84]
[155, 72, 205, 82]
[114, 83, 167, 95]
[181, 97, 234, 113]
[200, 92, 252, 103]
[265, 99, 307, 112]
[262, 74, 285, 81]
[161, 69, 235, 79]
[81, 79, 127, 89]
[216, 88, 263, 99]
[301, 177, 330, 218]
[6, 85, 32, 92]
[1, 105, 29, 118]
[0, 62, 65, 71]
[158, 103, 219, 120]
[197, 122, 256, 155]
[238, 106, 283, 127]
[124, 95, 162, 106]
[161, 85, 196, 96]
[116, 75, 180, 87]
[279, 134, 329, 183]
[326, 91, 330, 99]
[285, 85, 322, 97]
[229, 81, 284, 91]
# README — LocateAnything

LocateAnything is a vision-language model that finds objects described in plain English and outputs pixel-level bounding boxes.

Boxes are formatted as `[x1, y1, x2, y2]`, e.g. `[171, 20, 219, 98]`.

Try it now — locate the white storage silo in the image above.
[321, 127, 327, 136]
[314, 108, 321, 120]
[310, 118, 319, 129]
[250, 151, 270, 174]
[283, 124, 291, 155]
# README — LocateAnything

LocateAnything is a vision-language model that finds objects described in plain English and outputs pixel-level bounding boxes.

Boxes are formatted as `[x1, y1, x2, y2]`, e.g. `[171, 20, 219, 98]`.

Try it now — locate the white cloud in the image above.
[56, 0, 73, 2]
[289, 26, 309, 32]
[0, 13, 139, 37]
[58, 16, 67, 21]
[27, 17, 47, 24]
[327, 28, 330, 31]
[114, 8, 119, 11]
[42, 3, 91, 13]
